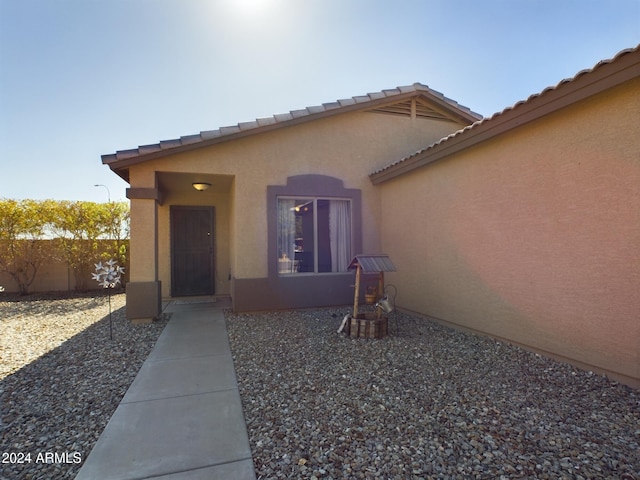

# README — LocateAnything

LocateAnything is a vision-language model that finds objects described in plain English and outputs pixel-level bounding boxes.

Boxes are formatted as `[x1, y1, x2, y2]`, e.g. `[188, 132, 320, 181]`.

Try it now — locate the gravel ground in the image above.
[0, 292, 169, 480]
[226, 308, 640, 480]
[1, 297, 638, 480]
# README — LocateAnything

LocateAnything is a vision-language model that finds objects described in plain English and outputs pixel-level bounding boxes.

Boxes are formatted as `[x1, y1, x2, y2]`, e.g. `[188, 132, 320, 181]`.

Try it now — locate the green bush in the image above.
[0, 199, 129, 294]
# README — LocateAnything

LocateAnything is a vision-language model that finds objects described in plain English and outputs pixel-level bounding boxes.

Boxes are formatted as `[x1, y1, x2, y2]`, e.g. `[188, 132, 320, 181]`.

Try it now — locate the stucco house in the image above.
[103, 83, 481, 316]
[103, 45, 639, 387]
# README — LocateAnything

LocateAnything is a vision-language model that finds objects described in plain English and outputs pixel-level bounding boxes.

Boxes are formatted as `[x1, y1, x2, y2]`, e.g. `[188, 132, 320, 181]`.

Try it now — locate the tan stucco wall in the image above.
[379, 79, 640, 385]
[0, 240, 128, 293]
[126, 111, 465, 295]
[0, 261, 74, 293]
[128, 169, 158, 283]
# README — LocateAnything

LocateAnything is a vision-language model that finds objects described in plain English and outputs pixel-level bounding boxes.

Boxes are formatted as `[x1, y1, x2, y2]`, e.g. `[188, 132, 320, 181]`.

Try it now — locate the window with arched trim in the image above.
[277, 197, 351, 274]
[267, 175, 362, 278]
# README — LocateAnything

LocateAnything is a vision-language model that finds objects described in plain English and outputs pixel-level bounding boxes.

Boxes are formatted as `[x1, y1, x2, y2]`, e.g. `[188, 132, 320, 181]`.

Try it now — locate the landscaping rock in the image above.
[0, 293, 168, 479]
[226, 308, 640, 479]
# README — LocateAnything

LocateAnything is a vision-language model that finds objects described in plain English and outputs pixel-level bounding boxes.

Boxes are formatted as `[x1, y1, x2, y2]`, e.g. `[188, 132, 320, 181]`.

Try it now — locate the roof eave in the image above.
[102, 85, 481, 178]
[370, 46, 640, 185]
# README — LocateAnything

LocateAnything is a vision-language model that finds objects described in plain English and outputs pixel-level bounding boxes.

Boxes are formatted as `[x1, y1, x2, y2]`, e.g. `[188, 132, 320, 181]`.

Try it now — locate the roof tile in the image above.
[322, 101, 341, 110]
[219, 125, 241, 135]
[338, 98, 356, 107]
[306, 105, 326, 114]
[237, 121, 258, 131]
[382, 88, 401, 96]
[200, 130, 221, 139]
[137, 144, 160, 154]
[115, 149, 140, 160]
[274, 112, 294, 122]
[256, 117, 277, 127]
[370, 45, 640, 179]
[367, 91, 386, 100]
[180, 134, 201, 145]
[103, 82, 481, 165]
[160, 139, 182, 148]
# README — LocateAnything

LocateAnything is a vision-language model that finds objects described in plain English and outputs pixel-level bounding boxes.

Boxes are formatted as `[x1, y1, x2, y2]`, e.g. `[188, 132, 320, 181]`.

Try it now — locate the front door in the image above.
[171, 206, 215, 296]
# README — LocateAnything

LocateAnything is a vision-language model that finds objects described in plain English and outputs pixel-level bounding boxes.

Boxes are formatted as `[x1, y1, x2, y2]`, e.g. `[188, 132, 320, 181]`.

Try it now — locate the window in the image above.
[277, 197, 351, 274]
[268, 174, 361, 280]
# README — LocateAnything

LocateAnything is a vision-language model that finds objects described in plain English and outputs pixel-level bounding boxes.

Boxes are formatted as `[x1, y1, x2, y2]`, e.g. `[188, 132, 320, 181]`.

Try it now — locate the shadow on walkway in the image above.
[0, 300, 169, 479]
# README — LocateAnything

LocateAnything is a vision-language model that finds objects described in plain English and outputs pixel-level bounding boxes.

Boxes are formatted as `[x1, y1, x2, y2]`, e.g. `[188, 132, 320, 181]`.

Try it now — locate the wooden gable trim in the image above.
[105, 87, 481, 182]
[369, 97, 459, 122]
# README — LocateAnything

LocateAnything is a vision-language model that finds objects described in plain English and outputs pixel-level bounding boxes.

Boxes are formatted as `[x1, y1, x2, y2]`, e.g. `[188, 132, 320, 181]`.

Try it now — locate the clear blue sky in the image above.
[1, 0, 638, 202]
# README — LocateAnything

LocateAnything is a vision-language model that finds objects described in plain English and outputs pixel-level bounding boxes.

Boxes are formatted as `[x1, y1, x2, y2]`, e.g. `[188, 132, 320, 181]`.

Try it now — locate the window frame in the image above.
[277, 195, 353, 276]
[267, 175, 362, 280]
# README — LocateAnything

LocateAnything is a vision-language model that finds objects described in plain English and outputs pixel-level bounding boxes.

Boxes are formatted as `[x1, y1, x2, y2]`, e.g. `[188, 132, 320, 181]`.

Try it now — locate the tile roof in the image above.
[370, 45, 640, 184]
[102, 83, 481, 169]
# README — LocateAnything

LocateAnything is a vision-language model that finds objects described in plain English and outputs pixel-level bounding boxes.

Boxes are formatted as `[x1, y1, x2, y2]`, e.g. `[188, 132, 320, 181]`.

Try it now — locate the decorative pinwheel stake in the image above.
[92, 259, 125, 340]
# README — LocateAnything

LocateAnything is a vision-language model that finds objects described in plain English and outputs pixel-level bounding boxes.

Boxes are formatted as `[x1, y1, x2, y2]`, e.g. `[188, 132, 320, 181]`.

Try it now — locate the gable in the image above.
[369, 97, 460, 122]
[102, 83, 482, 182]
[371, 45, 640, 184]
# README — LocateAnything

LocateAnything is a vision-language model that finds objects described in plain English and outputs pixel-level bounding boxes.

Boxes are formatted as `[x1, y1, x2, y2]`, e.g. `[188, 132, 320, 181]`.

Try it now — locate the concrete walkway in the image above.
[75, 298, 256, 480]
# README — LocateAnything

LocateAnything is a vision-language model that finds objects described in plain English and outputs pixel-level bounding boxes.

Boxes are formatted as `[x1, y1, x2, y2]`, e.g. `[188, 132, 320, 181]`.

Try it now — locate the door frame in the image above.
[170, 205, 215, 297]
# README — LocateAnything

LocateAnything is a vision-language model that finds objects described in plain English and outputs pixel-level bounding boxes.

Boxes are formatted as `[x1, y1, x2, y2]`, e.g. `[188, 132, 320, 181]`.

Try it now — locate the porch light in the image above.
[192, 182, 211, 191]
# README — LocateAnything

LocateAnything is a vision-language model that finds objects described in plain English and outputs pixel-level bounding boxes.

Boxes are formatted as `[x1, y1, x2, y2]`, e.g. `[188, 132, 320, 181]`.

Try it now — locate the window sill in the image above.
[277, 271, 352, 277]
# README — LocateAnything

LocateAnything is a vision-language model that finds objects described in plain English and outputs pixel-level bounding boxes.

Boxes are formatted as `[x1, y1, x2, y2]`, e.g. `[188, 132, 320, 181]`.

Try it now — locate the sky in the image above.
[1, 0, 638, 203]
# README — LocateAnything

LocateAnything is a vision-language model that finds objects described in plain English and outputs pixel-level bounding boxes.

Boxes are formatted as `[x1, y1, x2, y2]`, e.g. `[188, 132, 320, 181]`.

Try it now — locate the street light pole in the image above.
[94, 184, 111, 202]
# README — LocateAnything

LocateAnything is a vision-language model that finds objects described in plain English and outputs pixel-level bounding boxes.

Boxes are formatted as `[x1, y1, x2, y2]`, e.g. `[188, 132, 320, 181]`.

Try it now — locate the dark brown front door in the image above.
[171, 206, 215, 296]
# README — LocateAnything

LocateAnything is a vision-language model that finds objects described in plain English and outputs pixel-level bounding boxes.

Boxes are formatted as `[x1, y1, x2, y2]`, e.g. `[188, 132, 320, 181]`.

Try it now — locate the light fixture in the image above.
[192, 182, 211, 191]
[94, 184, 111, 202]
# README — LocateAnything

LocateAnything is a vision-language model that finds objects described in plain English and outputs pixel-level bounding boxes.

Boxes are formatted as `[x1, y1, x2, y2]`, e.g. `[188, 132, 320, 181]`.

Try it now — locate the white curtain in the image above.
[329, 200, 351, 272]
[277, 199, 296, 273]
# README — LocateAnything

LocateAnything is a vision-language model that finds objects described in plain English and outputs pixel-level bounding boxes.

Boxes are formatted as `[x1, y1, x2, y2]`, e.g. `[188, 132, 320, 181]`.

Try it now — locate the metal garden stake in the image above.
[92, 259, 124, 340]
